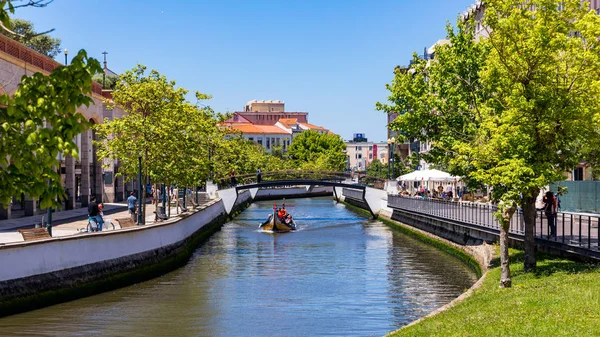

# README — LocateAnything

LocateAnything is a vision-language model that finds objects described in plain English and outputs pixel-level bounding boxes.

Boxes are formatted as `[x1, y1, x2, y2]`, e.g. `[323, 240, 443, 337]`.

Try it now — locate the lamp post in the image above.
[138, 156, 143, 225]
[388, 138, 392, 180]
[391, 137, 396, 178]
[64, 48, 68, 65]
[387, 137, 396, 180]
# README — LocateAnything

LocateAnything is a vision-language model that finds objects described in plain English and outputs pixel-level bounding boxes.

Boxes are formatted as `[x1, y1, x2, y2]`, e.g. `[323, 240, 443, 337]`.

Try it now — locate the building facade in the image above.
[223, 100, 331, 153]
[345, 134, 389, 172]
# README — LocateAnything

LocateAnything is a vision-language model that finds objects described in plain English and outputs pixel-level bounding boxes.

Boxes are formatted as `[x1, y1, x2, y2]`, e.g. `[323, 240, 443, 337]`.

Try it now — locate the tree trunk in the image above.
[499, 207, 515, 288]
[521, 191, 538, 272]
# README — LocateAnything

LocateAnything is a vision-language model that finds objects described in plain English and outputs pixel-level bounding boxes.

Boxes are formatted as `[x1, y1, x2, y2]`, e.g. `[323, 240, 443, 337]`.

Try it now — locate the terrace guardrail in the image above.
[388, 195, 600, 251]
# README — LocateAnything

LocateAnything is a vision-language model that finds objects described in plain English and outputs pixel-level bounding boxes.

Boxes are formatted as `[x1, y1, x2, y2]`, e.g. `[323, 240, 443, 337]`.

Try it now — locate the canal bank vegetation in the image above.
[390, 249, 600, 337]
[378, 0, 600, 287]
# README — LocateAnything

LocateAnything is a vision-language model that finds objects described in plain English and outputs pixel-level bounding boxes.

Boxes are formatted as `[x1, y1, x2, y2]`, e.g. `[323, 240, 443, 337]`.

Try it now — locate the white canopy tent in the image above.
[397, 169, 460, 183]
[396, 169, 462, 196]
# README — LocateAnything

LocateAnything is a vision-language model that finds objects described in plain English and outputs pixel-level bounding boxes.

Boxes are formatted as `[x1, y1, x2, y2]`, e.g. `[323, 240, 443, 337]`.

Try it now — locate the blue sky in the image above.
[17, 0, 474, 142]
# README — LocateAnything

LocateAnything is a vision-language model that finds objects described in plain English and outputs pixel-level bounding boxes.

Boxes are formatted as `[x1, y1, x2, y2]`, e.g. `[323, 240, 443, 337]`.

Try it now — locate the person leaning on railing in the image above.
[543, 190, 557, 238]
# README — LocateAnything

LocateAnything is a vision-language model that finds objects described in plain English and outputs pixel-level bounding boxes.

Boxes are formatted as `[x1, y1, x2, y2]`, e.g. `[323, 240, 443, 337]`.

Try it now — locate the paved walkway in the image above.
[0, 202, 189, 244]
[0, 203, 129, 232]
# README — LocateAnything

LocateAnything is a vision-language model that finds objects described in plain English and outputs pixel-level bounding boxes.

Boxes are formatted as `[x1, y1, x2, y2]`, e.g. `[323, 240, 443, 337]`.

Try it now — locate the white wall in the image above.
[0, 200, 226, 282]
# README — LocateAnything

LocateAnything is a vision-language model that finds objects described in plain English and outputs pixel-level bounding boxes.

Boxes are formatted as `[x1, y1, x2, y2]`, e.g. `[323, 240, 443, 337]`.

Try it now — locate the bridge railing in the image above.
[388, 195, 600, 250]
[215, 170, 352, 189]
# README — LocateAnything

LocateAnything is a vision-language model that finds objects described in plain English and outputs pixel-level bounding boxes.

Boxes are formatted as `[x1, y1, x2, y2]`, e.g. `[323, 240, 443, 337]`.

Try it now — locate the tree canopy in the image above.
[288, 130, 347, 171]
[0, 18, 61, 57]
[378, 0, 600, 287]
[92, 73, 119, 90]
[0, 50, 101, 208]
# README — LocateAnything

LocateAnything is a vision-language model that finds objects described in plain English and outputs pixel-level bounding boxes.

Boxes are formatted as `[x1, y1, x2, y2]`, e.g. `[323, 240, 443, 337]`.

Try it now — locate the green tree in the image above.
[0, 18, 61, 57]
[0, 50, 101, 208]
[288, 130, 346, 171]
[96, 65, 213, 218]
[378, 0, 600, 287]
[92, 73, 119, 90]
[366, 159, 386, 179]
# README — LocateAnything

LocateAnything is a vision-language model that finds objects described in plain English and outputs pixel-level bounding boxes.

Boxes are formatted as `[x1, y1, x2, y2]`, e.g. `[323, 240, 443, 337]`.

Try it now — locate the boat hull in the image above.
[260, 215, 296, 232]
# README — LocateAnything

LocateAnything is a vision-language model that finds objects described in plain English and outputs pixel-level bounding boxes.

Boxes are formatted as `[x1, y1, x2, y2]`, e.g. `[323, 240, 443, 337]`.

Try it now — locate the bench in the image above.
[18, 228, 51, 241]
[115, 218, 137, 228]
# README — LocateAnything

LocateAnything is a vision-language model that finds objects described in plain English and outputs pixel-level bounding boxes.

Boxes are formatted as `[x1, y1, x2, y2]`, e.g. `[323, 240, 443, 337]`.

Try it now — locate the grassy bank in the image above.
[390, 249, 600, 337]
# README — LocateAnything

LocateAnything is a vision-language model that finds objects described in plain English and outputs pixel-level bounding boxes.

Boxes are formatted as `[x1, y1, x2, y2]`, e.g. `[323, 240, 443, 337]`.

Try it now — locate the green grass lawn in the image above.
[390, 250, 600, 337]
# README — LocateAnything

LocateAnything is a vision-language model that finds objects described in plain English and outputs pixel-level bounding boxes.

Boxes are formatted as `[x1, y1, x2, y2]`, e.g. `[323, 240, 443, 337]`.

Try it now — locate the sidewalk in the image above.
[0, 202, 188, 244]
[0, 203, 128, 232]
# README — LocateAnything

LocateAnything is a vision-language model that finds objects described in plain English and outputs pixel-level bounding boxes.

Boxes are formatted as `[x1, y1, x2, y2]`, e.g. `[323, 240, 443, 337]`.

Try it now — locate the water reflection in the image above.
[0, 197, 476, 337]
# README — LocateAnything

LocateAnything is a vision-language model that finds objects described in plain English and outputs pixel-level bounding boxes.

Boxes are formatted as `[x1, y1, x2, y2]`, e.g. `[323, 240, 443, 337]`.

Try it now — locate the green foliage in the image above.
[288, 130, 346, 171]
[378, 0, 600, 273]
[0, 18, 61, 57]
[390, 249, 600, 337]
[0, 50, 102, 208]
[95, 65, 291, 189]
[366, 159, 386, 179]
[366, 156, 410, 179]
[92, 73, 119, 90]
[95, 65, 212, 188]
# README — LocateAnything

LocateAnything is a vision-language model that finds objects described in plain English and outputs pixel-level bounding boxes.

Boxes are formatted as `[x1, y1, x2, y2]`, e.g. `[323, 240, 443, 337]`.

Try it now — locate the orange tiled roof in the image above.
[228, 124, 290, 135]
[279, 118, 299, 124]
[300, 122, 328, 131]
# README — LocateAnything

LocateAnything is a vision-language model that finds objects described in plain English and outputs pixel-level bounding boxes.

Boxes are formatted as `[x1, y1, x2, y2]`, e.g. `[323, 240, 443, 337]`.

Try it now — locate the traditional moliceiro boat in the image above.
[259, 202, 297, 232]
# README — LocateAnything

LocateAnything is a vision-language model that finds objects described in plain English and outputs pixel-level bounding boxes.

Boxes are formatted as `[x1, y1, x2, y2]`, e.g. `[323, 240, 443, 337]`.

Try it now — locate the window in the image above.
[258, 139, 263, 146]
[266, 137, 270, 149]
[248, 137, 254, 141]
[369, 154, 372, 159]
[574, 167, 584, 181]
[357, 146, 362, 151]
[358, 154, 362, 159]
[369, 146, 372, 151]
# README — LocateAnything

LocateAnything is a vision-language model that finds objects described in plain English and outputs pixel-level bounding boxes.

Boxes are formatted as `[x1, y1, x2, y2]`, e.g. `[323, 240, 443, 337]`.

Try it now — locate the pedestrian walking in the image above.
[543, 190, 557, 239]
[127, 192, 137, 223]
[229, 169, 237, 187]
[257, 168, 262, 183]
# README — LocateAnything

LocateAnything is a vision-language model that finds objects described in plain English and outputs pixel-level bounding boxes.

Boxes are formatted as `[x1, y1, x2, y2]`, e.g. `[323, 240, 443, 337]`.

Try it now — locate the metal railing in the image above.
[342, 188, 363, 200]
[388, 195, 600, 250]
[215, 171, 387, 189]
[216, 170, 352, 189]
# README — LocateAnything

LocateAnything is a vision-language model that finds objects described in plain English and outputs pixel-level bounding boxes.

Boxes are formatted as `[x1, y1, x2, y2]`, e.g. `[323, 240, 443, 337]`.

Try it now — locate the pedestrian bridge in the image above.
[209, 170, 389, 218]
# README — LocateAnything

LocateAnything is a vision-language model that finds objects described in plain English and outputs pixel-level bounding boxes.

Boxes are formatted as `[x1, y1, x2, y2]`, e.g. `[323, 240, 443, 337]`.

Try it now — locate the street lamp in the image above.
[64, 48, 68, 65]
[387, 137, 396, 180]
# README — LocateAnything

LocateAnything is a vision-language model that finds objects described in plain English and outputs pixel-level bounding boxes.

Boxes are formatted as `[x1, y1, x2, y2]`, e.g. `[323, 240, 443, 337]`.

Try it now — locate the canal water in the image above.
[0, 197, 477, 337]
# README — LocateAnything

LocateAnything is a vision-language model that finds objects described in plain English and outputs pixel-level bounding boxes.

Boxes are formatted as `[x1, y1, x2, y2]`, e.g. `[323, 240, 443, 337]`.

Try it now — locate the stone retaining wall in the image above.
[0, 199, 232, 317]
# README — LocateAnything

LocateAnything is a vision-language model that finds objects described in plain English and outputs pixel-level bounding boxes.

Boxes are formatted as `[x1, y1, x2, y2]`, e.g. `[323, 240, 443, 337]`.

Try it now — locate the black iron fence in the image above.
[388, 195, 600, 250]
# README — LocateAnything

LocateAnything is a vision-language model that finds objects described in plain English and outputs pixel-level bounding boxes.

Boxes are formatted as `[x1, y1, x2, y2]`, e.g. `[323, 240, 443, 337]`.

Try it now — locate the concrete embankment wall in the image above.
[254, 186, 332, 201]
[0, 199, 231, 317]
[340, 192, 491, 273]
